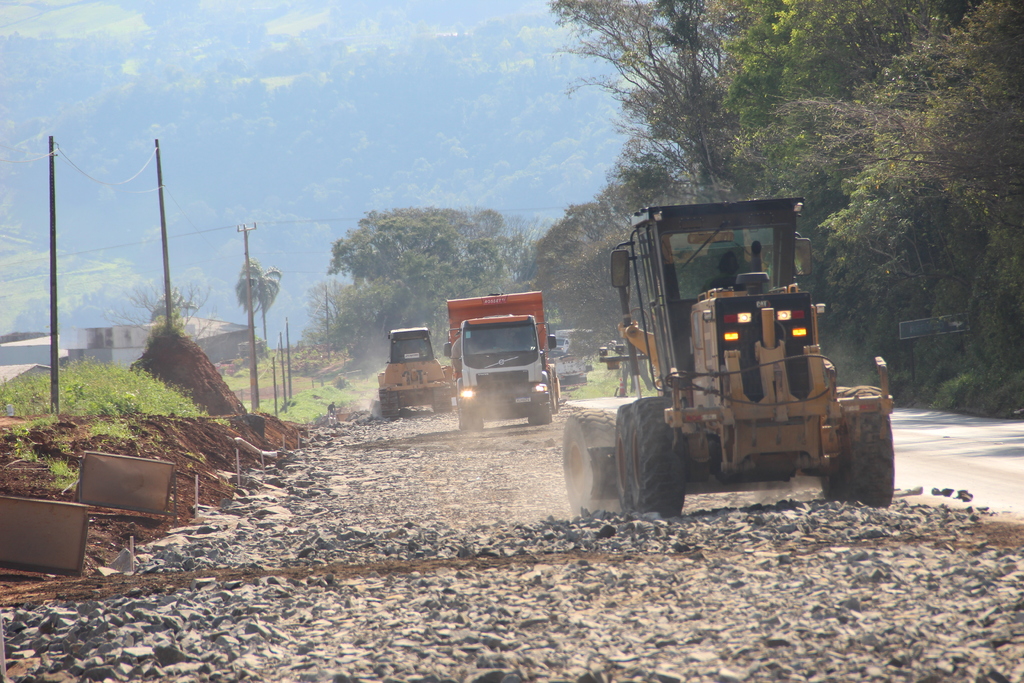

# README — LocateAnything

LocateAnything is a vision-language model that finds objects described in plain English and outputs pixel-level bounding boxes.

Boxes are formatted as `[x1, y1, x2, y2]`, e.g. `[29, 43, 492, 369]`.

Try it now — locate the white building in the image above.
[66, 318, 250, 366]
[0, 335, 67, 367]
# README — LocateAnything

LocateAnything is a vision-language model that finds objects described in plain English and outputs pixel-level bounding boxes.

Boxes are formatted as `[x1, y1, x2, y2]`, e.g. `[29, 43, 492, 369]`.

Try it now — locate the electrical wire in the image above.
[54, 142, 157, 187]
[0, 151, 55, 164]
[165, 188, 217, 251]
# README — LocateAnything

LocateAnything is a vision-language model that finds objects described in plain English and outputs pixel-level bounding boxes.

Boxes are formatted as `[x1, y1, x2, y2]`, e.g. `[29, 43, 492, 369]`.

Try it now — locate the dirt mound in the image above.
[0, 413, 302, 581]
[133, 333, 245, 416]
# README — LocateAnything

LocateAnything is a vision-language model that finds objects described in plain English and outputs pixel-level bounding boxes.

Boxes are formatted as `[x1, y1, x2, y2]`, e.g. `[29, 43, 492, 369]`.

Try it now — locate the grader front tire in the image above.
[825, 412, 895, 507]
[630, 397, 686, 518]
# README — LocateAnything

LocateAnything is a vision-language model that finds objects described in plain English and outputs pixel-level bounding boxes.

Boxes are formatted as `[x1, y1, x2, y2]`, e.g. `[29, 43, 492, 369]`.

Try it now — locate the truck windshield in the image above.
[662, 227, 774, 300]
[462, 322, 539, 367]
[391, 337, 433, 363]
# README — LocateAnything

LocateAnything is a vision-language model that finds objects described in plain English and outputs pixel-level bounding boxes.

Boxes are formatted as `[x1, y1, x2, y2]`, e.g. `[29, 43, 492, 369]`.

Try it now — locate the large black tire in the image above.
[431, 387, 454, 414]
[563, 410, 618, 515]
[629, 397, 686, 518]
[379, 389, 400, 419]
[615, 401, 638, 513]
[528, 402, 553, 426]
[459, 406, 484, 431]
[824, 412, 895, 507]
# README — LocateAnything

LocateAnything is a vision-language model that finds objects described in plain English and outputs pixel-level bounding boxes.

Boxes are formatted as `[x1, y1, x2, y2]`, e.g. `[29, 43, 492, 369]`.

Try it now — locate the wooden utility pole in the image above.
[324, 290, 331, 359]
[238, 223, 260, 411]
[48, 136, 59, 415]
[279, 331, 287, 411]
[285, 318, 293, 400]
[272, 343, 278, 416]
[155, 140, 172, 324]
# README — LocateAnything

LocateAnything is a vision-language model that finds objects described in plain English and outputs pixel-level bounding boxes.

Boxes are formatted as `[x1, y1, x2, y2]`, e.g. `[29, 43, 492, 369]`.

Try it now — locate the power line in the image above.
[53, 142, 158, 187]
[166, 188, 217, 251]
[0, 151, 55, 164]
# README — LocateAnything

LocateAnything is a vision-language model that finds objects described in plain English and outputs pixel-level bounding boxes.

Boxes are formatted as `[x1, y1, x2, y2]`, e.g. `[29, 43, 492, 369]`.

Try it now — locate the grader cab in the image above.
[563, 198, 895, 517]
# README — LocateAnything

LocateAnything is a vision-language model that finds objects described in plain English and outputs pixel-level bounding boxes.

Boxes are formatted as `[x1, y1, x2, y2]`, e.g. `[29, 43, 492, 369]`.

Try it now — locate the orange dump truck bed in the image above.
[446, 291, 550, 349]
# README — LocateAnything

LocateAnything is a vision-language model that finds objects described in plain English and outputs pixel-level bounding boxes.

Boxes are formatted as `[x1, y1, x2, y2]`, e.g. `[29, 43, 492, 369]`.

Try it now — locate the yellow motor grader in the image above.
[377, 328, 454, 418]
[563, 198, 894, 517]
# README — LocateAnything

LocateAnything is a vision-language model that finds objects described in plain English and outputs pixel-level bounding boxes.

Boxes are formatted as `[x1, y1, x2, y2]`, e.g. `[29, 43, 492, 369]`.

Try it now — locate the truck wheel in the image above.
[459, 407, 484, 432]
[528, 402, 553, 425]
[630, 397, 686, 518]
[824, 412, 894, 507]
[615, 402, 638, 513]
[379, 389, 400, 419]
[563, 410, 619, 515]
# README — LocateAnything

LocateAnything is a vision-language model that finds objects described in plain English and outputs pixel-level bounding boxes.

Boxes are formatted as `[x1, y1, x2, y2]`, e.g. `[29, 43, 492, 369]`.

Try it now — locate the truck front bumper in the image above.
[458, 384, 550, 419]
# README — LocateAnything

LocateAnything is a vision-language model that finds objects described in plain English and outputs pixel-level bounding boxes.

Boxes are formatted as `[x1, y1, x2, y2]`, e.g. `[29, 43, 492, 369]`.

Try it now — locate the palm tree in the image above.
[235, 258, 283, 342]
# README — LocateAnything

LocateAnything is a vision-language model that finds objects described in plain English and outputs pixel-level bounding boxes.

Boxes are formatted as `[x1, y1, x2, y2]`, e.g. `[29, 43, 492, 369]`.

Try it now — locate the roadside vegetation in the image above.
[0, 359, 204, 418]
[535, 0, 1024, 416]
[218, 345, 380, 420]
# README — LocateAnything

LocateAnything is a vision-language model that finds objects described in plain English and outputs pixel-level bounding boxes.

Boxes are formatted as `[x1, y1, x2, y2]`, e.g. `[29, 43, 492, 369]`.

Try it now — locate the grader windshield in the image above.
[661, 227, 775, 299]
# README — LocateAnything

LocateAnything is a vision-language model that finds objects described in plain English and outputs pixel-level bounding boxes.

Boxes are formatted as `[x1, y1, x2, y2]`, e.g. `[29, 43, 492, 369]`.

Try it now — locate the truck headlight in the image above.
[533, 383, 548, 393]
[460, 388, 475, 399]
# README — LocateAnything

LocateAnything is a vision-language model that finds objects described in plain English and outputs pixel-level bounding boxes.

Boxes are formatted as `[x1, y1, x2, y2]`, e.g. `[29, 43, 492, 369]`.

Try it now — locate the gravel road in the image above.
[3, 408, 1024, 683]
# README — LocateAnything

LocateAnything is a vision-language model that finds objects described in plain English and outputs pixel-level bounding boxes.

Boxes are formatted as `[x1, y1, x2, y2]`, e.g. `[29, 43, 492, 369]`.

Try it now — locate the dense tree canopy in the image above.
[546, 0, 1024, 415]
[309, 208, 538, 367]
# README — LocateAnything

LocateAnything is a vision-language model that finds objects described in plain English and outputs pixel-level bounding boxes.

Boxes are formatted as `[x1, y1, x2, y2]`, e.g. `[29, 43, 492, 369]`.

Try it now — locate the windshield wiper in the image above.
[485, 355, 521, 368]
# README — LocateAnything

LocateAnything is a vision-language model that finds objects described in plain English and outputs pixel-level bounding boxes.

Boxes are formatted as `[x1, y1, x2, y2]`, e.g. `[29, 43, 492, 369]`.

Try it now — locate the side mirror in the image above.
[443, 342, 452, 357]
[547, 334, 557, 351]
[610, 248, 630, 289]
[795, 237, 812, 275]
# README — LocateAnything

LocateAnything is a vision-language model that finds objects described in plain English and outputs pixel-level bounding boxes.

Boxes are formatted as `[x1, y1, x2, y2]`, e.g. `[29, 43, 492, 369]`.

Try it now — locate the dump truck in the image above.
[563, 198, 895, 516]
[377, 327, 454, 418]
[445, 291, 560, 430]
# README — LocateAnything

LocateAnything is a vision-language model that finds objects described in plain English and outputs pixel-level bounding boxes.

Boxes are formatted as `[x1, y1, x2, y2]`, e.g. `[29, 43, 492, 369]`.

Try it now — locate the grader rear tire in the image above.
[563, 410, 618, 515]
[630, 397, 686, 518]
[615, 401, 638, 513]
[825, 411, 895, 507]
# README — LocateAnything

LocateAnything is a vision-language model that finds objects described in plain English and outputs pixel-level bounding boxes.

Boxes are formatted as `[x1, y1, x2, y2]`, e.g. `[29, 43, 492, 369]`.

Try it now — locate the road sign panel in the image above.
[899, 314, 969, 340]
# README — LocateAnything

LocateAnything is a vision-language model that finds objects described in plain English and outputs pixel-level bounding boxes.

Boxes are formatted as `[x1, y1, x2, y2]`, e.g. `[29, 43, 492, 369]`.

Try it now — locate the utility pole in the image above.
[279, 331, 286, 411]
[48, 136, 59, 415]
[155, 139, 172, 325]
[271, 341, 278, 417]
[285, 318, 293, 400]
[238, 223, 260, 411]
[324, 290, 331, 360]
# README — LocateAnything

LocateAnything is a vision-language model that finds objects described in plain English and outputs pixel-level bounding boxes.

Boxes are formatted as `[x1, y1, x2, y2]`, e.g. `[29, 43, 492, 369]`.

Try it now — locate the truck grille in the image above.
[476, 371, 529, 388]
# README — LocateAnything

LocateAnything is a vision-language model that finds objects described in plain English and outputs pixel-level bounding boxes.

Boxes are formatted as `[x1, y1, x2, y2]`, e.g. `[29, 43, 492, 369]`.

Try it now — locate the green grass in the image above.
[47, 458, 78, 490]
[11, 432, 37, 462]
[267, 373, 379, 423]
[0, 358, 204, 417]
[89, 420, 133, 440]
[558, 363, 622, 400]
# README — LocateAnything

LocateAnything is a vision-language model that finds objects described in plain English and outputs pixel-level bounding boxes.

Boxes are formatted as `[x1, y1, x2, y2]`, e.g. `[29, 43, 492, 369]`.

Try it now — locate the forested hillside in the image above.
[0, 0, 622, 337]
[535, 0, 1023, 416]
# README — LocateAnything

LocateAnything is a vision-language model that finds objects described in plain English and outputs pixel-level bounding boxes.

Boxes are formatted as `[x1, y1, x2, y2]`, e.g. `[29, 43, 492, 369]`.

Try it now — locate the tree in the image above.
[314, 207, 534, 367]
[106, 282, 210, 328]
[235, 258, 283, 342]
[534, 184, 637, 355]
[551, 0, 739, 199]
